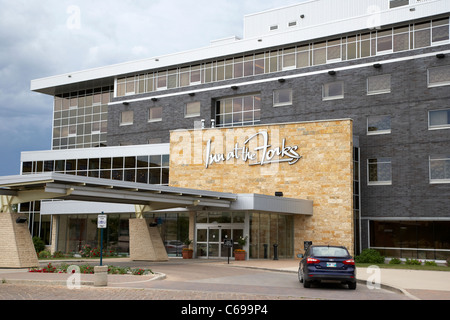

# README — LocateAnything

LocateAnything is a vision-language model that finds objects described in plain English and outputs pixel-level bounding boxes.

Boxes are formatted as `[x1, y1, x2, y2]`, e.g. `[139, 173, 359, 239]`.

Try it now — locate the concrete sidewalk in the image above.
[1, 258, 449, 300]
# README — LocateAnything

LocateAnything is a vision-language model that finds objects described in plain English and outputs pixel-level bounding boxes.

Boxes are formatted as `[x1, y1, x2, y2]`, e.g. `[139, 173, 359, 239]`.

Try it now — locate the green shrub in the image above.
[38, 250, 52, 259]
[389, 258, 402, 264]
[424, 260, 437, 266]
[355, 249, 385, 264]
[405, 258, 422, 265]
[32, 237, 46, 253]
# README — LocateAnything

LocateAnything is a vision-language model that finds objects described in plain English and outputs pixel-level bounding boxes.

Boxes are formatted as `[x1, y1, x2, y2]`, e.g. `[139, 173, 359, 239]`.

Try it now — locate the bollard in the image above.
[94, 265, 108, 287]
[273, 244, 279, 261]
[263, 244, 268, 259]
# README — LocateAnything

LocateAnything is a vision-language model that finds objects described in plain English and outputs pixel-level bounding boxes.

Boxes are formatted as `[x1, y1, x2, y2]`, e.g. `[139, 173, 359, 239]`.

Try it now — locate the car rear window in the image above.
[312, 247, 349, 257]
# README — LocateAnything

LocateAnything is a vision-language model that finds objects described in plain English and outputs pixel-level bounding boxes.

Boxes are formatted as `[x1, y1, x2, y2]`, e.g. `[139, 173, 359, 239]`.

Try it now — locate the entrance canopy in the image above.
[0, 173, 313, 215]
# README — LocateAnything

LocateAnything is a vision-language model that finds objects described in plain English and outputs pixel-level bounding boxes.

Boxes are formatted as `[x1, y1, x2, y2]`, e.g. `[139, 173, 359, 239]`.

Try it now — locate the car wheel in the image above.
[348, 282, 357, 290]
[298, 268, 304, 283]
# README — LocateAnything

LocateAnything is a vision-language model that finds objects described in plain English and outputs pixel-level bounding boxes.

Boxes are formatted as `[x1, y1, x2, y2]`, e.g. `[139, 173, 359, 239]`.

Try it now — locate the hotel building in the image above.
[6, 0, 450, 262]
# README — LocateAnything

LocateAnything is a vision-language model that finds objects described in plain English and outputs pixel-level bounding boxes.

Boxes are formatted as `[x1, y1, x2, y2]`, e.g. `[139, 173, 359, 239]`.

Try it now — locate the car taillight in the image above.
[307, 258, 320, 264]
[343, 259, 355, 265]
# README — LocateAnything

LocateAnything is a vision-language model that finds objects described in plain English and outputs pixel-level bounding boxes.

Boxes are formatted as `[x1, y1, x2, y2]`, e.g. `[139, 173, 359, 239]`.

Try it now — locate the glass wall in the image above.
[21, 154, 170, 185]
[370, 220, 450, 260]
[56, 212, 189, 256]
[57, 213, 132, 254]
[144, 212, 190, 257]
[116, 17, 449, 98]
[53, 86, 113, 150]
[249, 213, 294, 259]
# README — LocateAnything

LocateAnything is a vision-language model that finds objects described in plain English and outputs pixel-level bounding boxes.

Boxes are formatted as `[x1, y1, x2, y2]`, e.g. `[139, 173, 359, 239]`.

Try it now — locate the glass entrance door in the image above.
[195, 211, 246, 259]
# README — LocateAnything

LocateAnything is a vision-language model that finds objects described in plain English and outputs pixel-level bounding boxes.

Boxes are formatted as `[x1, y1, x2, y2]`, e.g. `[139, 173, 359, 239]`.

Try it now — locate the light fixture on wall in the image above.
[16, 217, 27, 224]
[278, 78, 286, 83]
[373, 63, 382, 69]
[436, 53, 445, 59]
[275, 192, 284, 197]
[231, 86, 239, 90]
[122, 102, 129, 106]
[151, 98, 158, 102]
[189, 92, 195, 96]
[328, 70, 336, 76]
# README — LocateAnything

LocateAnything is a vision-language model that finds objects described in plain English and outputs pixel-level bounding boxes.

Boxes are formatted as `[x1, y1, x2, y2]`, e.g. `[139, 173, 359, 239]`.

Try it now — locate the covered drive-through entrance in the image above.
[0, 173, 313, 268]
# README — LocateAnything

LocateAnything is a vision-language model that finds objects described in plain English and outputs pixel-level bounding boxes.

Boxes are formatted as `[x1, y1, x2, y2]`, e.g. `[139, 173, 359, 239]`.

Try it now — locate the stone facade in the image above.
[169, 120, 354, 255]
[129, 218, 169, 261]
[0, 212, 39, 268]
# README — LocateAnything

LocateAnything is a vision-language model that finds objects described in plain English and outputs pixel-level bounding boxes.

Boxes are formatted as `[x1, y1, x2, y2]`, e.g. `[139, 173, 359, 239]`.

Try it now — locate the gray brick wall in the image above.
[107, 45, 450, 230]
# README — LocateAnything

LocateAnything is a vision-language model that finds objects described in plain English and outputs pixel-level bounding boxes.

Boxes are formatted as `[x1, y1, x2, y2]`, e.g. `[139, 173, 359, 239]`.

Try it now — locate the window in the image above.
[432, 18, 449, 44]
[429, 109, 450, 130]
[428, 65, 450, 87]
[273, 89, 293, 107]
[215, 94, 261, 127]
[368, 158, 392, 185]
[430, 155, 450, 183]
[148, 107, 163, 122]
[368, 115, 391, 135]
[389, 0, 409, 9]
[120, 111, 134, 126]
[377, 29, 393, 53]
[368, 74, 391, 95]
[185, 101, 201, 118]
[323, 81, 344, 100]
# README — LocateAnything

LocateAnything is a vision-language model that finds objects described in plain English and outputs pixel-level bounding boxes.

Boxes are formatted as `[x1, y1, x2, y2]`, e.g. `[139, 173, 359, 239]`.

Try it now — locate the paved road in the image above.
[0, 260, 409, 301]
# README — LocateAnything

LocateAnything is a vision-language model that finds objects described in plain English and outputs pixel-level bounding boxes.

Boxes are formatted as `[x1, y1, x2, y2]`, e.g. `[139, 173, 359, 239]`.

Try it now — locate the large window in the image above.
[428, 65, 450, 87]
[430, 155, 450, 183]
[22, 154, 170, 185]
[367, 74, 391, 95]
[273, 89, 293, 107]
[370, 220, 450, 260]
[185, 101, 201, 118]
[215, 94, 261, 127]
[323, 81, 344, 100]
[148, 106, 163, 122]
[249, 212, 294, 259]
[53, 86, 111, 150]
[429, 109, 450, 130]
[367, 115, 391, 135]
[368, 158, 392, 185]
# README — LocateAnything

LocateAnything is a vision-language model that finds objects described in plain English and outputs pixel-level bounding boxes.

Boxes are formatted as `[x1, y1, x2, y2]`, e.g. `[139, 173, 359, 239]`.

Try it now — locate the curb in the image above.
[1, 272, 166, 288]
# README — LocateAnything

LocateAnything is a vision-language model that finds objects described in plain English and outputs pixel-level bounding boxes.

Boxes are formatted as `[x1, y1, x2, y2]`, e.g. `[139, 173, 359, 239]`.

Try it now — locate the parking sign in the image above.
[97, 215, 107, 229]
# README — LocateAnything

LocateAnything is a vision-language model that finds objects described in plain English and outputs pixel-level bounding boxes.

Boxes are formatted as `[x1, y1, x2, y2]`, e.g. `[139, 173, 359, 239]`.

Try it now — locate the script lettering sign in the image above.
[205, 131, 302, 169]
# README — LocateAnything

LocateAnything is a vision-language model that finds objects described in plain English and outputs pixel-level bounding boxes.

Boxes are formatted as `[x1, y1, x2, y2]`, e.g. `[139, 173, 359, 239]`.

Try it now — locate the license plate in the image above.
[327, 262, 336, 268]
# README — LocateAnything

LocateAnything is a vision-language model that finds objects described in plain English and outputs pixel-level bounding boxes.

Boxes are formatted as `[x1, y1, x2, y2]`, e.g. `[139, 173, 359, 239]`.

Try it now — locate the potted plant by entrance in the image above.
[182, 239, 193, 259]
[234, 236, 248, 261]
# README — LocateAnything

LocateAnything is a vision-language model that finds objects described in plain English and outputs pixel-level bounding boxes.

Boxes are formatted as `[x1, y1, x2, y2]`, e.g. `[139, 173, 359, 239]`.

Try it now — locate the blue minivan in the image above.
[298, 245, 357, 289]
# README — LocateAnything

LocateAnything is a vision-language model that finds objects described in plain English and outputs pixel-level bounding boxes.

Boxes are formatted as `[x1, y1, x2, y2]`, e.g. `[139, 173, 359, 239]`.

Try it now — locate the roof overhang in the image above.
[0, 173, 313, 215]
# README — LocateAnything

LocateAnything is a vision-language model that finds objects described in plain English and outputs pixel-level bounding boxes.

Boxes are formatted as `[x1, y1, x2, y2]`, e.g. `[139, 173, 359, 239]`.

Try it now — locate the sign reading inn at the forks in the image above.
[205, 131, 302, 168]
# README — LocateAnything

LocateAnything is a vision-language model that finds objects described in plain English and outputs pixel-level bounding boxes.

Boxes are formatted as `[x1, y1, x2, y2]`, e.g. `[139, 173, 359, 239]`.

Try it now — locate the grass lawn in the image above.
[356, 263, 450, 272]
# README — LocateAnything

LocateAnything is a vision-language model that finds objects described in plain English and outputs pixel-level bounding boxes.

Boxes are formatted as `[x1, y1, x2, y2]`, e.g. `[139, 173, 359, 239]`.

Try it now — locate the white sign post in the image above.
[97, 213, 107, 266]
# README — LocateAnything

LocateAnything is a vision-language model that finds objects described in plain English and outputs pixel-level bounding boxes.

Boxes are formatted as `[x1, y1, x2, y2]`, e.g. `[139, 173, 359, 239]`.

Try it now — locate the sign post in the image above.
[97, 213, 107, 266]
[224, 239, 234, 264]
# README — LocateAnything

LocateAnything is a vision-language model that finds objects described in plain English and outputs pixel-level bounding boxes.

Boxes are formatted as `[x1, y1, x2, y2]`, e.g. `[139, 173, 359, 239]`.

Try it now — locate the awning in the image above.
[0, 173, 313, 215]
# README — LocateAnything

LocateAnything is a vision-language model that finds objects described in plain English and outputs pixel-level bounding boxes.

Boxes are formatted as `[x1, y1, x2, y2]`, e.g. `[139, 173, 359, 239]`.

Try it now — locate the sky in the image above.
[0, 0, 305, 176]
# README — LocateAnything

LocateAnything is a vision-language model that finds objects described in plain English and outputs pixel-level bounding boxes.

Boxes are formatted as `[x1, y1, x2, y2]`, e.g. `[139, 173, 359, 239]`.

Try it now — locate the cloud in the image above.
[0, 0, 303, 176]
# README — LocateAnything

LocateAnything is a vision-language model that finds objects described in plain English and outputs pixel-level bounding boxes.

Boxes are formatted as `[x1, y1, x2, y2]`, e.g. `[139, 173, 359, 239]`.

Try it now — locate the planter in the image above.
[234, 251, 246, 261]
[182, 250, 193, 259]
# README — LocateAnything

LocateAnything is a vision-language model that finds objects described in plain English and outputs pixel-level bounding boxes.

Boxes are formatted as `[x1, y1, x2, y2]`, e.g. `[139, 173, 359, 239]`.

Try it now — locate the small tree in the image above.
[32, 237, 46, 253]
